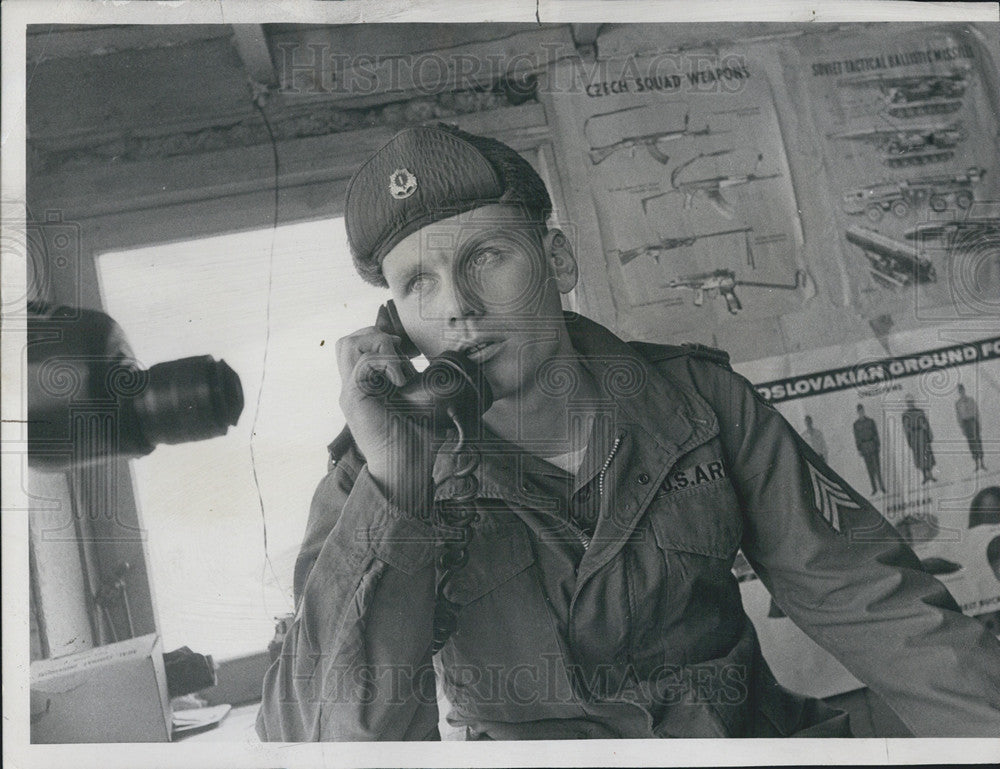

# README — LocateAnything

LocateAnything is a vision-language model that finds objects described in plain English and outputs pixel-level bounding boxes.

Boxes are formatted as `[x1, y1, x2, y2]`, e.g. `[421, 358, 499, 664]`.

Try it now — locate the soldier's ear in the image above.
[543, 229, 578, 294]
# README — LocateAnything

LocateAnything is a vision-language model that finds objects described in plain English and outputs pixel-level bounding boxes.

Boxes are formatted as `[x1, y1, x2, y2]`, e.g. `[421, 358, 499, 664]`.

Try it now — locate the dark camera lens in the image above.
[27, 303, 244, 469]
[133, 356, 244, 447]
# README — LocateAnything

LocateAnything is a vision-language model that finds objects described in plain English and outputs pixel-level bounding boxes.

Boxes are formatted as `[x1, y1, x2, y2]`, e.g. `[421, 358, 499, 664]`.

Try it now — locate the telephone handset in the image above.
[376, 299, 420, 358]
[363, 299, 493, 653]
[361, 299, 494, 429]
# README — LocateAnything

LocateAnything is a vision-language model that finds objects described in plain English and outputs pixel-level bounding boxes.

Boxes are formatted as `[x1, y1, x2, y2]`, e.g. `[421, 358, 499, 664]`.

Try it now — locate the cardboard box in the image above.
[31, 633, 172, 743]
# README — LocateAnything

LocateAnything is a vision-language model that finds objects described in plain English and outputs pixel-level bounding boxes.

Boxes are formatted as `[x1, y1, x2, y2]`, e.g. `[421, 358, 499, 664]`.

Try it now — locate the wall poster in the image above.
[793, 25, 1000, 313]
[734, 328, 1000, 696]
[550, 51, 808, 338]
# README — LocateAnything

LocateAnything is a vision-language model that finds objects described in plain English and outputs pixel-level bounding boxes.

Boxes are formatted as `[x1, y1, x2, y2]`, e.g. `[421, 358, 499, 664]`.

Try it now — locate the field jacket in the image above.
[257, 313, 1000, 740]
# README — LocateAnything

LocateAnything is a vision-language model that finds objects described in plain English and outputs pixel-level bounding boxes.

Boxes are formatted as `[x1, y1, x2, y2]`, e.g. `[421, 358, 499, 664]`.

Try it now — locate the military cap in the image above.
[344, 123, 552, 286]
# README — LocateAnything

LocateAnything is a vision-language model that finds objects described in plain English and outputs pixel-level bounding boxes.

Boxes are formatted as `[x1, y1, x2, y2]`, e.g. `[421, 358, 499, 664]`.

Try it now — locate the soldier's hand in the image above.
[335, 327, 435, 510]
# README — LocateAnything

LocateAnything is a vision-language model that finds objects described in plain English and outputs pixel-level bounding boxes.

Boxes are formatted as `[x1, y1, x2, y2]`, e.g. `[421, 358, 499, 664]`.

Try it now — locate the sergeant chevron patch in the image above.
[807, 460, 860, 533]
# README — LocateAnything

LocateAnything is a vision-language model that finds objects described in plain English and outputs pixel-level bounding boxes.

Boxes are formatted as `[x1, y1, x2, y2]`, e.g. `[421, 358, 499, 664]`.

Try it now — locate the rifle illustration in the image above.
[667, 269, 805, 314]
[613, 227, 752, 268]
[643, 150, 780, 219]
[587, 112, 725, 165]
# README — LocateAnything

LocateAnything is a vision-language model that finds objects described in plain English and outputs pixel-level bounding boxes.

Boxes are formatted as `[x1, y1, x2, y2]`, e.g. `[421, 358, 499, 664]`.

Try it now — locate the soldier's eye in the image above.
[407, 273, 433, 294]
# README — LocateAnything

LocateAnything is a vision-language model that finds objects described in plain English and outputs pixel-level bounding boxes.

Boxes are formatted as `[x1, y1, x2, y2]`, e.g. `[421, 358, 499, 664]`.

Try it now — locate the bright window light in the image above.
[97, 217, 387, 660]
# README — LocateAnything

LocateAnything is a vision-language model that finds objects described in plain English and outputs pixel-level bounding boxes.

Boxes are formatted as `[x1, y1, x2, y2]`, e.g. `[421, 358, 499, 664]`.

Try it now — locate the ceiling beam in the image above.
[26, 25, 231, 64]
[230, 24, 278, 90]
[570, 24, 603, 59]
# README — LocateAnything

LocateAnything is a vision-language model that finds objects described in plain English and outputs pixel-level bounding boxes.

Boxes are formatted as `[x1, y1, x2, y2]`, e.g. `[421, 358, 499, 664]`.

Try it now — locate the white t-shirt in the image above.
[544, 443, 589, 475]
[539, 413, 595, 476]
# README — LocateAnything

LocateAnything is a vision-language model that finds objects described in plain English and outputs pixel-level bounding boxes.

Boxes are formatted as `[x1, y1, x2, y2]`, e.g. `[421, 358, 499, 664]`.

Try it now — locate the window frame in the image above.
[32, 110, 568, 698]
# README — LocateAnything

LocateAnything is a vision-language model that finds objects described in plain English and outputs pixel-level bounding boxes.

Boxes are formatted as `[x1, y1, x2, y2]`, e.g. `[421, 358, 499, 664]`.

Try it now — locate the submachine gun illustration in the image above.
[827, 122, 965, 168]
[666, 269, 805, 314]
[844, 224, 937, 287]
[612, 227, 753, 267]
[643, 150, 780, 218]
[586, 109, 726, 165]
[837, 70, 968, 118]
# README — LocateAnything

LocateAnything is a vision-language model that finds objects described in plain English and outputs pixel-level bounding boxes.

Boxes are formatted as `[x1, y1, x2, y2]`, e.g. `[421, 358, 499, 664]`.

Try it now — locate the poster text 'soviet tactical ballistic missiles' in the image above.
[641, 150, 780, 219]
[837, 69, 969, 118]
[612, 227, 753, 267]
[666, 269, 806, 314]
[828, 123, 965, 168]
[841, 166, 985, 221]
[844, 224, 938, 287]
[586, 109, 726, 165]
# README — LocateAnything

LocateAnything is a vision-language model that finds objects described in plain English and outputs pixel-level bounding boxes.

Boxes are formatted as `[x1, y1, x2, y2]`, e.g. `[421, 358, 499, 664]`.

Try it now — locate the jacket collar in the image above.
[433, 312, 719, 498]
[561, 312, 718, 456]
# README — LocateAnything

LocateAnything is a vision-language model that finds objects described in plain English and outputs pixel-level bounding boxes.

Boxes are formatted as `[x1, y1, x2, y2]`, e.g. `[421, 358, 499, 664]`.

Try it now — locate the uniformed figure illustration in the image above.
[800, 415, 828, 463]
[853, 404, 885, 495]
[955, 383, 987, 472]
[902, 395, 938, 484]
[257, 125, 1000, 740]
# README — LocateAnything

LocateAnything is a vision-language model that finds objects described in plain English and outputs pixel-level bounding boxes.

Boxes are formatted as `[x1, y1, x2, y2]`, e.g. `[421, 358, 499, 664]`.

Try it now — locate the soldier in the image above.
[257, 125, 1000, 740]
[902, 395, 938, 484]
[801, 415, 828, 463]
[853, 404, 886, 495]
[955, 383, 987, 472]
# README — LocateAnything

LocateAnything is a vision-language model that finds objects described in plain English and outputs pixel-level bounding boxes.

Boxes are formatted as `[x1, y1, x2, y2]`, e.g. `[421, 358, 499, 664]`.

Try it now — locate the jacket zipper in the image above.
[567, 430, 628, 694]
[566, 519, 590, 550]
[569, 431, 626, 552]
[597, 431, 625, 498]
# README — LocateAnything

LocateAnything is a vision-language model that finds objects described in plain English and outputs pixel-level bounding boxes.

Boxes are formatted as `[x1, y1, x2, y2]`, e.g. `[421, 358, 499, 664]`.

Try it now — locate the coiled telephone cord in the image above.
[430, 408, 480, 653]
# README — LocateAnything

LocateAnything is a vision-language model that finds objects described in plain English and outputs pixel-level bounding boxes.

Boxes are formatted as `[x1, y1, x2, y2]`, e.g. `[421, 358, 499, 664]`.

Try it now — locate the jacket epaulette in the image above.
[628, 340, 733, 370]
[326, 424, 359, 471]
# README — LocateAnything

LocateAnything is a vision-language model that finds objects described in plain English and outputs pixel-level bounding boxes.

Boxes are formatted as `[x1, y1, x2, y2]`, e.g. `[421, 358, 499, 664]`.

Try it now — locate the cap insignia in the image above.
[389, 168, 418, 199]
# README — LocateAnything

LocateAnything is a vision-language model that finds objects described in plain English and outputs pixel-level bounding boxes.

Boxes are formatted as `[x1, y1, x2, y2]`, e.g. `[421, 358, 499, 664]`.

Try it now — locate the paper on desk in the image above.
[171, 703, 232, 734]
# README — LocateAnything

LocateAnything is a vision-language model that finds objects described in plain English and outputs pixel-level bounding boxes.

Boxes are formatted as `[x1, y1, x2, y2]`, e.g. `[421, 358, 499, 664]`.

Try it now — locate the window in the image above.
[97, 218, 386, 660]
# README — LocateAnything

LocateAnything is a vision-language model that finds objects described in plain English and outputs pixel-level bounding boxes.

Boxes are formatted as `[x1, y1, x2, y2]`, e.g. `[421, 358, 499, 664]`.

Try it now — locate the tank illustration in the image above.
[837, 70, 969, 119]
[828, 123, 965, 168]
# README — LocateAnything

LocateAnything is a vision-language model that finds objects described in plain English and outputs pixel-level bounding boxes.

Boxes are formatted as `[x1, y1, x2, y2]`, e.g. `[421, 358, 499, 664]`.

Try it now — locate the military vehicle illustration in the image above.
[641, 150, 780, 219]
[844, 225, 937, 287]
[666, 269, 805, 314]
[837, 70, 968, 119]
[841, 166, 985, 221]
[904, 218, 999, 245]
[828, 123, 965, 168]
